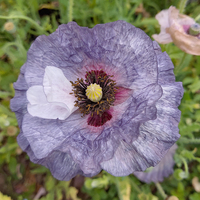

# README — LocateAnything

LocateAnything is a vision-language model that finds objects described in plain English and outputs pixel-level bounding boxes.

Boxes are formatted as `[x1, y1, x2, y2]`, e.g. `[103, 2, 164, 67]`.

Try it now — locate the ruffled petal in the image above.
[10, 65, 28, 112]
[156, 9, 170, 29]
[43, 151, 81, 181]
[100, 140, 151, 176]
[167, 27, 200, 55]
[134, 144, 177, 183]
[168, 6, 195, 27]
[154, 43, 184, 108]
[100, 42, 182, 177]
[10, 64, 28, 128]
[56, 112, 120, 175]
[152, 32, 173, 44]
[22, 113, 66, 159]
[101, 116, 178, 176]
[17, 131, 81, 181]
[152, 8, 173, 44]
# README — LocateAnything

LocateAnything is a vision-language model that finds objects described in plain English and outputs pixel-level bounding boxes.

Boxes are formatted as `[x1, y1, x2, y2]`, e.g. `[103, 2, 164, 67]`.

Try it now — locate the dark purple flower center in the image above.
[70, 70, 118, 127]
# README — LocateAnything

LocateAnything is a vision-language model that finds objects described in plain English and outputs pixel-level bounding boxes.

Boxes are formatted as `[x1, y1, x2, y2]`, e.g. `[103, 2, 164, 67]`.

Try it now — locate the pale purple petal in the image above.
[134, 144, 177, 183]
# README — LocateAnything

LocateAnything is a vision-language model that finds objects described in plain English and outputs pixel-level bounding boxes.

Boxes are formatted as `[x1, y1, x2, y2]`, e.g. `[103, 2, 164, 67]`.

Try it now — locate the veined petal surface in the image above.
[11, 21, 183, 181]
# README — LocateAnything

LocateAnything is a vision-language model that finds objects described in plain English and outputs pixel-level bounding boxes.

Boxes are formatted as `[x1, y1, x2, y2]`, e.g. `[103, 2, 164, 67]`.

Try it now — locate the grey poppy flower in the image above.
[134, 144, 178, 183]
[10, 21, 183, 181]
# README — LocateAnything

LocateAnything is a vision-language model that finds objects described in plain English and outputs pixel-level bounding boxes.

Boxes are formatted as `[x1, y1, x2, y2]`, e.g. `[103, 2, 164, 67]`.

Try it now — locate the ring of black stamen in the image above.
[70, 70, 118, 126]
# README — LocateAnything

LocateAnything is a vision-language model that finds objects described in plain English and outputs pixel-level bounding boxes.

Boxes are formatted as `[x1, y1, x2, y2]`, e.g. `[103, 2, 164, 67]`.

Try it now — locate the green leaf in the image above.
[183, 77, 195, 86]
[0, 104, 16, 117]
[0, 143, 18, 154]
[138, 193, 158, 200]
[45, 176, 56, 191]
[181, 150, 195, 161]
[188, 77, 200, 93]
[174, 53, 192, 75]
[115, 177, 131, 200]
[40, 190, 55, 200]
[174, 154, 183, 167]
[174, 169, 188, 180]
[0, 91, 11, 98]
[85, 175, 109, 189]
[180, 123, 200, 134]
[55, 188, 63, 200]
[8, 157, 17, 174]
[189, 193, 200, 200]
[193, 157, 200, 163]
[67, 187, 81, 200]
[171, 181, 186, 200]
[31, 166, 49, 174]
[180, 149, 200, 163]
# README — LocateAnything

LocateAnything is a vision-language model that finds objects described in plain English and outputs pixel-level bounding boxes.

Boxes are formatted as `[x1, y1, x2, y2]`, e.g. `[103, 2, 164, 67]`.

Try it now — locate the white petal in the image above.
[43, 66, 77, 113]
[27, 103, 71, 120]
[27, 86, 71, 120]
[156, 9, 170, 29]
[152, 8, 173, 44]
[152, 32, 173, 44]
[27, 85, 47, 104]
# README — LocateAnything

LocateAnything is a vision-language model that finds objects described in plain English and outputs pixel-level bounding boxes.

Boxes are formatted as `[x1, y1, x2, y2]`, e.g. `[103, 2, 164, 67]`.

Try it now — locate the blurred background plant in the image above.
[1, 0, 200, 199]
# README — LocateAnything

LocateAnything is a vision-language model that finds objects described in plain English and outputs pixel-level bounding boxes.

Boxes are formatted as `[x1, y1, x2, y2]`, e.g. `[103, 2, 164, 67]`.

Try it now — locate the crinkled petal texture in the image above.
[134, 144, 177, 183]
[152, 8, 173, 44]
[152, 6, 200, 55]
[10, 21, 183, 181]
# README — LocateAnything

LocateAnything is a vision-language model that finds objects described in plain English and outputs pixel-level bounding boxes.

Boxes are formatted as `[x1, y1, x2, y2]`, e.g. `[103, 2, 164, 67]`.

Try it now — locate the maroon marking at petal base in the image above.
[87, 111, 112, 127]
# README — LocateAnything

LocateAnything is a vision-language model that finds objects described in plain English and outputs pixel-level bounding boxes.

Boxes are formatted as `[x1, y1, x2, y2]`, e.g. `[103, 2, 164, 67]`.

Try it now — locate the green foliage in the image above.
[138, 193, 158, 200]
[0, 0, 200, 199]
[190, 193, 200, 200]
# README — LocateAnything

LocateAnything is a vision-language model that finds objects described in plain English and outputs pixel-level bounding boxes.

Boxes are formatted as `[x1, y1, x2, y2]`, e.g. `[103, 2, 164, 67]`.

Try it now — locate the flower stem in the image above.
[180, 156, 189, 177]
[178, 0, 188, 14]
[195, 14, 200, 22]
[155, 182, 167, 199]
[174, 52, 192, 76]
[0, 15, 48, 35]
[68, 0, 74, 22]
[180, 137, 200, 144]
[130, 179, 142, 193]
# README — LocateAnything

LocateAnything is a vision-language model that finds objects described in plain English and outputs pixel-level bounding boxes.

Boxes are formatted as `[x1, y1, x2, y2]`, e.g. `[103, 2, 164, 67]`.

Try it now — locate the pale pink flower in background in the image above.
[152, 6, 200, 55]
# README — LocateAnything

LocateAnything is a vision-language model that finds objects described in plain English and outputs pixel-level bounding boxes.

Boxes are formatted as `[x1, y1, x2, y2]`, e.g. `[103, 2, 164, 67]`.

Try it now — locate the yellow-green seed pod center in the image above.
[86, 83, 103, 102]
[189, 23, 200, 36]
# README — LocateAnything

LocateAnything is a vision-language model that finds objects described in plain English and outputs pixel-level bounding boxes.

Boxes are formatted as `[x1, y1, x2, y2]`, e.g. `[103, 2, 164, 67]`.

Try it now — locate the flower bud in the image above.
[192, 177, 200, 192]
[4, 21, 16, 33]
[189, 23, 200, 36]
[7, 126, 18, 136]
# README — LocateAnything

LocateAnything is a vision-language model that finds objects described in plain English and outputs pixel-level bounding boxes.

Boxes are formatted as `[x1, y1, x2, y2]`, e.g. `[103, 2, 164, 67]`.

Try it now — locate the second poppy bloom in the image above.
[152, 6, 200, 55]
